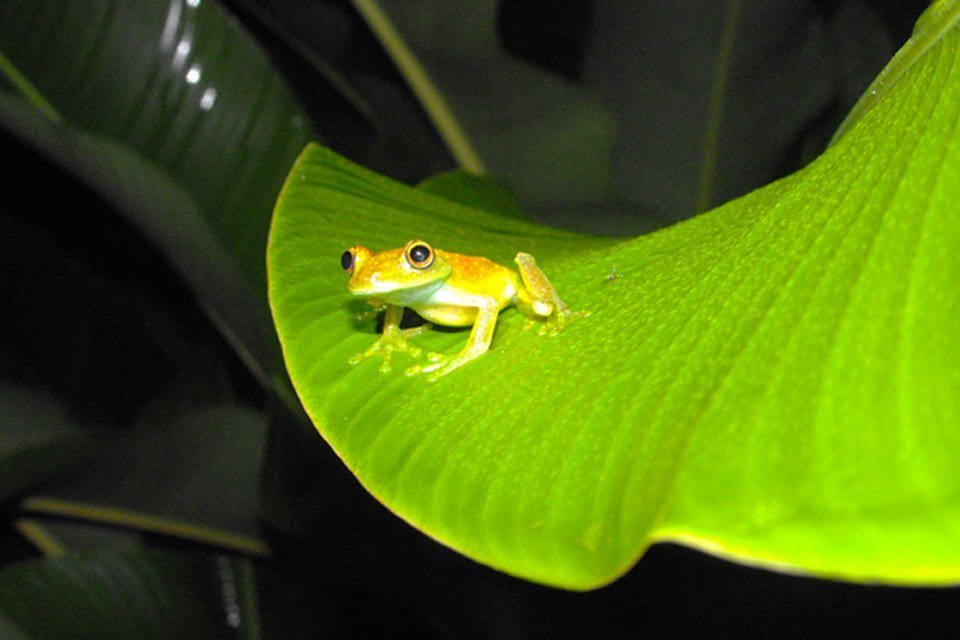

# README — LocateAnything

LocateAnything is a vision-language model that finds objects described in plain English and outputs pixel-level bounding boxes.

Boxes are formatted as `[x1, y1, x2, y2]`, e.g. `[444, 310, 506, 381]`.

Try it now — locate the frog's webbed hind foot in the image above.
[514, 252, 587, 335]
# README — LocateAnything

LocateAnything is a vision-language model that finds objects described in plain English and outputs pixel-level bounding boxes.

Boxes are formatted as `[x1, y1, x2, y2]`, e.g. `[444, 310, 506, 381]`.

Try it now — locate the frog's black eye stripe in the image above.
[406, 241, 434, 269]
[341, 249, 356, 274]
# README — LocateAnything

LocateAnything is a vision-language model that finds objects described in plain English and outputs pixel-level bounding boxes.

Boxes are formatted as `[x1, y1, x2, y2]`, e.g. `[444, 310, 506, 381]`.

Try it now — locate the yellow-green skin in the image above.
[343, 239, 578, 378]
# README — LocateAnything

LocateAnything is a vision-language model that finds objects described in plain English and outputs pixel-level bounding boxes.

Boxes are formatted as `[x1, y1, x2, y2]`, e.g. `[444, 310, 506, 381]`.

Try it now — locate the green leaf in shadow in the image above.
[0, 384, 91, 502]
[0, 548, 258, 639]
[0, 0, 315, 378]
[268, 4, 960, 589]
[416, 169, 531, 220]
[354, 0, 617, 213]
[0, 0, 312, 282]
[354, 2, 902, 230]
[0, 94, 279, 382]
[22, 404, 269, 556]
[584, 0, 849, 216]
[15, 518, 144, 558]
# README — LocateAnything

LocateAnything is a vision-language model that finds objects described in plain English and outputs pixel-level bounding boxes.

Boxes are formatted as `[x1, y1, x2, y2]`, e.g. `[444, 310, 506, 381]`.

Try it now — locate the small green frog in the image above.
[341, 239, 581, 378]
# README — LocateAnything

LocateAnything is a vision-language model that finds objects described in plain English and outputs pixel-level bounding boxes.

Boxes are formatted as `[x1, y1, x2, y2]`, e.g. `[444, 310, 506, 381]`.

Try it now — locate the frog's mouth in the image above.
[349, 278, 445, 301]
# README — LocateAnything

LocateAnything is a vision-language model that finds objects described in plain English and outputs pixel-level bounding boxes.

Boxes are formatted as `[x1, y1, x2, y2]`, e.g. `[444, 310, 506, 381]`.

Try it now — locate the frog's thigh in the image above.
[514, 253, 568, 318]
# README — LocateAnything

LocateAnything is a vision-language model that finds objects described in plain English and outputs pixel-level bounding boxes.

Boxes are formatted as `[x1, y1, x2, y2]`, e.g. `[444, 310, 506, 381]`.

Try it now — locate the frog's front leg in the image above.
[514, 252, 585, 334]
[409, 298, 500, 379]
[350, 304, 429, 373]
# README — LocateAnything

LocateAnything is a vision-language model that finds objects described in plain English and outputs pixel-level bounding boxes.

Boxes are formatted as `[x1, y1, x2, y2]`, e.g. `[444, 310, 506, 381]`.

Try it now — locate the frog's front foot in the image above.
[405, 346, 488, 380]
[402, 350, 450, 380]
[350, 325, 430, 373]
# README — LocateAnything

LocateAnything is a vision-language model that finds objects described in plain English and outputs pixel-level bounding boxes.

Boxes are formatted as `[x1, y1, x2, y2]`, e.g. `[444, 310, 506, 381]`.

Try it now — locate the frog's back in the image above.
[443, 250, 515, 288]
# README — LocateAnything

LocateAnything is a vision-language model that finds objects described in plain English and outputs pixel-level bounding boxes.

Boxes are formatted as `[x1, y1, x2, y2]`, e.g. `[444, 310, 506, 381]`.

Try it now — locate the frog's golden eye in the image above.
[341, 248, 357, 275]
[405, 241, 434, 269]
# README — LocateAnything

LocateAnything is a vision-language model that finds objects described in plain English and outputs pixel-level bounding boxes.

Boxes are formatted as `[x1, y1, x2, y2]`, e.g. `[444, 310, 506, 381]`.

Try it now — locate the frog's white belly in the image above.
[410, 282, 516, 327]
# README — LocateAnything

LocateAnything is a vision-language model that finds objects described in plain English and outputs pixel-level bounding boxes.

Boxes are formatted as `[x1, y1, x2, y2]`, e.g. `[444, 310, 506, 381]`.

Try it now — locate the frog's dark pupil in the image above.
[340, 251, 353, 272]
[410, 244, 431, 266]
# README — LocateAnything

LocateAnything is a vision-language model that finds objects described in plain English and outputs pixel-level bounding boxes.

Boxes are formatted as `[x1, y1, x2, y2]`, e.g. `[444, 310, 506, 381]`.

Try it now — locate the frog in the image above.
[340, 239, 583, 379]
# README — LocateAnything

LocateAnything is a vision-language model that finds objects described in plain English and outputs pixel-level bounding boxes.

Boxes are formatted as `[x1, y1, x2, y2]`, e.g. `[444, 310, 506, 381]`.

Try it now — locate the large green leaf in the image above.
[269, 0, 960, 590]
[581, 0, 873, 216]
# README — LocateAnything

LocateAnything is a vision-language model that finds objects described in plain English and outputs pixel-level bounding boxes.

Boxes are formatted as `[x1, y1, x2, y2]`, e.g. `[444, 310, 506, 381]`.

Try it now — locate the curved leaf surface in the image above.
[269, 4, 960, 589]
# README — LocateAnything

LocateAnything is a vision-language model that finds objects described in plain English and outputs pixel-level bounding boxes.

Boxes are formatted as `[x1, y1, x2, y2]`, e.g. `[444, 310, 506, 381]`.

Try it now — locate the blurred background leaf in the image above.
[22, 403, 269, 555]
[0, 549, 258, 639]
[583, 0, 841, 217]
[0, 0, 311, 284]
[0, 384, 90, 501]
[352, 0, 904, 232]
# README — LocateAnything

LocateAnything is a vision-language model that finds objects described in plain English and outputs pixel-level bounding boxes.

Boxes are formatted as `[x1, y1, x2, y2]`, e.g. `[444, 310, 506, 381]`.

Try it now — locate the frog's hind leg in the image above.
[514, 253, 584, 334]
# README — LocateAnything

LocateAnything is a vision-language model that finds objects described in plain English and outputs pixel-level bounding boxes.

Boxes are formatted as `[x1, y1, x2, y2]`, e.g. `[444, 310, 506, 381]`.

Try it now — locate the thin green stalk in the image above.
[350, 0, 485, 173]
[696, 0, 742, 213]
[0, 49, 62, 123]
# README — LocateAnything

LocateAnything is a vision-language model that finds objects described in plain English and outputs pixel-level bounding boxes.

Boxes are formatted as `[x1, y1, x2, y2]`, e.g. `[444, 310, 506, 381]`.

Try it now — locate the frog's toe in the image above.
[405, 360, 441, 377]
[543, 308, 590, 335]
[354, 308, 382, 322]
[350, 349, 373, 365]
[422, 365, 450, 382]
[411, 357, 458, 380]
[417, 359, 445, 374]
[401, 323, 432, 338]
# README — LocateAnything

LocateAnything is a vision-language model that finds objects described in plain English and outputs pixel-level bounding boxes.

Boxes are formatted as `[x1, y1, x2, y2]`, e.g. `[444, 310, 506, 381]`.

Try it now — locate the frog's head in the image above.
[341, 239, 452, 300]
